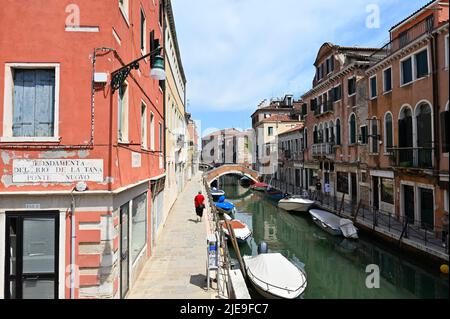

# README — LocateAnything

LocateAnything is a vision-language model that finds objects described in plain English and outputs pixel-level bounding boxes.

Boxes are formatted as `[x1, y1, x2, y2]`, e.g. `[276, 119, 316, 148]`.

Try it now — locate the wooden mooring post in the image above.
[338, 193, 345, 216]
[225, 220, 247, 279]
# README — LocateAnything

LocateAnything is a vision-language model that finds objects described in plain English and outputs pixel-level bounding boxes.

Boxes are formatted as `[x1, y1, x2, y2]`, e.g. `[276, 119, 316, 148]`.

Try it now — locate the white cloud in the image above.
[171, 0, 424, 112]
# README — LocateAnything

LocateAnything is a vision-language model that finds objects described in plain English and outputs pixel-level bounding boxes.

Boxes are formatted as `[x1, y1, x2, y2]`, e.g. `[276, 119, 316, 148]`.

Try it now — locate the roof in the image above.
[260, 114, 298, 123]
[279, 124, 305, 136]
[389, 0, 437, 32]
[165, 0, 186, 84]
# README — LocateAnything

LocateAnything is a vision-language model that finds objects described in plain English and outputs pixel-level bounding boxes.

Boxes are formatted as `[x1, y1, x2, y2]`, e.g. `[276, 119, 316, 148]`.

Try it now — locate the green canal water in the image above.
[218, 176, 449, 299]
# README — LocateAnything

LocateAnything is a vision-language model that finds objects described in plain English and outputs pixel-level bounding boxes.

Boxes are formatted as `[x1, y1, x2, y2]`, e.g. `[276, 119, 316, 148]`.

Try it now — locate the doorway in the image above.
[403, 185, 415, 224]
[373, 177, 380, 211]
[5, 212, 59, 299]
[420, 188, 434, 230]
[350, 173, 357, 204]
[120, 203, 130, 299]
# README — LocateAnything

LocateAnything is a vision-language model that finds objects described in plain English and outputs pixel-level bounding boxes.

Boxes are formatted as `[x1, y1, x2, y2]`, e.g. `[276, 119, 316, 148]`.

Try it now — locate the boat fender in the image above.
[257, 241, 268, 254]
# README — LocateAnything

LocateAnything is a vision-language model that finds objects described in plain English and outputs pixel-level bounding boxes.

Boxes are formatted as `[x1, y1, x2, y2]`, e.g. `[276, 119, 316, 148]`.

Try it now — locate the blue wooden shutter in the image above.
[35, 70, 55, 137]
[13, 69, 54, 137]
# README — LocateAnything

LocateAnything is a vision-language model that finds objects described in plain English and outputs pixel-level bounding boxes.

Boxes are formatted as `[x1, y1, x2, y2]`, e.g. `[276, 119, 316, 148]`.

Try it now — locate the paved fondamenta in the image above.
[127, 173, 217, 299]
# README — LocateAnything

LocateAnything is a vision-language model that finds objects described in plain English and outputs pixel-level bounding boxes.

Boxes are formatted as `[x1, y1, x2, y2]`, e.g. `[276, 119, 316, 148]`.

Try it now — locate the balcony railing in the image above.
[370, 16, 434, 62]
[279, 149, 304, 161]
[312, 143, 334, 157]
[388, 147, 434, 169]
[314, 101, 334, 117]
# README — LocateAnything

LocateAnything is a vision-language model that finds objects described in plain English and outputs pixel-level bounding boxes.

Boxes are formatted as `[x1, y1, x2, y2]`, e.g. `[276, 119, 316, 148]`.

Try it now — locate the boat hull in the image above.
[311, 218, 343, 236]
[278, 201, 313, 212]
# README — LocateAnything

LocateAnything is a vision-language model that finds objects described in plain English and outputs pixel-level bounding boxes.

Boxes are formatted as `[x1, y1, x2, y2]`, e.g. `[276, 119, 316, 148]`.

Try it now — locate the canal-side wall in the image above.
[203, 175, 251, 299]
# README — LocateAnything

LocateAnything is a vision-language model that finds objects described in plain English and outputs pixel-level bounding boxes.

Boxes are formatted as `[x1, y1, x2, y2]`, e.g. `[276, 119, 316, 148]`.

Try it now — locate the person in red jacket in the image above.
[194, 191, 205, 222]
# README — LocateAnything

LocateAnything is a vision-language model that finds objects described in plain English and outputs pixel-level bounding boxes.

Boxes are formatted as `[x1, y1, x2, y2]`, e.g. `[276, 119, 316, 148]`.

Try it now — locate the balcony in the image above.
[314, 101, 334, 117]
[279, 149, 304, 162]
[388, 147, 434, 169]
[312, 143, 334, 157]
[370, 16, 434, 62]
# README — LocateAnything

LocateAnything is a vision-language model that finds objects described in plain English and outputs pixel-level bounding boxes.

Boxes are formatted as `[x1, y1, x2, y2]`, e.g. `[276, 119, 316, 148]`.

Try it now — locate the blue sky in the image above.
[171, 0, 428, 136]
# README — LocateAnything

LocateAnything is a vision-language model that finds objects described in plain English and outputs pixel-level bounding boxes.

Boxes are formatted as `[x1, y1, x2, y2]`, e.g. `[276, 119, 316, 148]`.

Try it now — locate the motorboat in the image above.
[214, 196, 236, 215]
[222, 214, 252, 244]
[211, 187, 225, 202]
[265, 187, 286, 201]
[251, 182, 269, 192]
[243, 253, 307, 299]
[309, 209, 358, 239]
[278, 195, 315, 213]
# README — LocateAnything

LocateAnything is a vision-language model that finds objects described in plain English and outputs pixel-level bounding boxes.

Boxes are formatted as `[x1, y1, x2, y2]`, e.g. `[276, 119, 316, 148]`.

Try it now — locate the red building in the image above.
[0, 0, 166, 298]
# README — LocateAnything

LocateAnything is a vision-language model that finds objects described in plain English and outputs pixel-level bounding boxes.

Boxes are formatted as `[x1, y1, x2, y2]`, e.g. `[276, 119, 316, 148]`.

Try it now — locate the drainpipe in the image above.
[430, 32, 440, 175]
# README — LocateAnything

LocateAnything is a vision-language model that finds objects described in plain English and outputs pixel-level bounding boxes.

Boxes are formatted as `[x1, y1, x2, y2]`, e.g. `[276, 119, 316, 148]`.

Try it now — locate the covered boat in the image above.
[214, 196, 236, 213]
[222, 214, 252, 244]
[309, 209, 358, 239]
[243, 253, 307, 299]
[211, 187, 225, 202]
[251, 182, 269, 192]
[265, 187, 286, 201]
[278, 195, 315, 212]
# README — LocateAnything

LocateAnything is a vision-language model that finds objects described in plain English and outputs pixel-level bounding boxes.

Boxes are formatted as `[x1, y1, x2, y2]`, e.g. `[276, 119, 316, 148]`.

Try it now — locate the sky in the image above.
[171, 0, 428, 136]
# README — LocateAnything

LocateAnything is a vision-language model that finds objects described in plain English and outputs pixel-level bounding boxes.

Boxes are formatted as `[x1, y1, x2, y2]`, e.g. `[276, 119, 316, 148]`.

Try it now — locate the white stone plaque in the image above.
[132, 152, 142, 168]
[13, 159, 104, 183]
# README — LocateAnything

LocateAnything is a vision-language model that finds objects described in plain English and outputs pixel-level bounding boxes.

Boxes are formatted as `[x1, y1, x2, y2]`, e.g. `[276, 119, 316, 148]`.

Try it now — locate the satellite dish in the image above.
[75, 181, 88, 192]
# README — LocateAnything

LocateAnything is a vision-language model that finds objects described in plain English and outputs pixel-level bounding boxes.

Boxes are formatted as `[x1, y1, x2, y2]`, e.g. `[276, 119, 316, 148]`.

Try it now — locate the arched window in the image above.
[371, 117, 379, 153]
[304, 128, 308, 149]
[329, 120, 335, 144]
[318, 124, 323, 143]
[415, 102, 433, 167]
[349, 113, 356, 144]
[313, 125, 318, 144]
[325, 122, 329, 143]
[384, 112, 393, 153]
[335, 119, 341, 145]
[399, 106, 413, 165]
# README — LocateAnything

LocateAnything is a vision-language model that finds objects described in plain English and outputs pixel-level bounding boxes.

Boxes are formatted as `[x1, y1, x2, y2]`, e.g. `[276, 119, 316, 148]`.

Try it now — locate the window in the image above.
[381, 178, 394, 204]
[349, 113, 356, 144]
[383, 68, 392, 92]
[401, 57, 413, 85]
[371, 118, 379, 153]
[445, 35, 449, 69]
[384, 113, 394, 153]
[304, 128, 308, 149]
[337, 172, 349, 194]
[415, 49, 429, 79]
[268, 127, 274, 136]
[335, 119, 341, 145]
[360, 126, 368, 145]
[441, 110, 449, 153]
[333, 85, 342, 102]
[348, 77, 356, 96]
[118, 82, 129, 142]
[326, 56, 334, 74]
[150, 112, 155, 150]
[141, 103, 147, 149]
[370, 76, 377, 99]
[9, 68, 56, 138]
[399, 31, 409, 48]
[140, 9, 146, 54]
[119, 0, 129, 22]
[131, 193, 147, 262]
[159, 122, 163, 152]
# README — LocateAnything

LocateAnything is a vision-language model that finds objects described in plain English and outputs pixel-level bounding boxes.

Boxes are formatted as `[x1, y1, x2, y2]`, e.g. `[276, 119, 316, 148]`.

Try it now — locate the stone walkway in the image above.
[127, 173, 217, 299]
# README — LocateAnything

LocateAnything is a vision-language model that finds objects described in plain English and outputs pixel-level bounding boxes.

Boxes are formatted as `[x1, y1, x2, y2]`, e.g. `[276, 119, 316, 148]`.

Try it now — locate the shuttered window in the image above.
[335, 119, 341, 145]
[370, 76, 377, 98]
[401, 57, 413, 85]
[12, 69, 55, 137]
[348, 77, 356, 96]
[441, 111, 449, 153]
[349, 114, 356, 144]
[415, 49, 429, 79]
[383, 68, 392, 92]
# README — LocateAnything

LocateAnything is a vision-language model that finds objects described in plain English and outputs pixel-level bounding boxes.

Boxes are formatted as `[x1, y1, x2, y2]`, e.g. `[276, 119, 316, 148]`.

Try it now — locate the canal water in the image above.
[218, 175, 449, 299]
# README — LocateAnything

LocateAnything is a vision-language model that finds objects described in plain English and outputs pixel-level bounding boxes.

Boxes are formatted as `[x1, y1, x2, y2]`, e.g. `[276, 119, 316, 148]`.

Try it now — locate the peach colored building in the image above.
[0, 0, 166, 299]
[365, 0, 449, 233]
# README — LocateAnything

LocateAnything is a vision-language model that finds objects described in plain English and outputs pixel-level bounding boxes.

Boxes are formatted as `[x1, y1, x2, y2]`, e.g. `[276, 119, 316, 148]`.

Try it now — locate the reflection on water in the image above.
[219, 175, 449, 299]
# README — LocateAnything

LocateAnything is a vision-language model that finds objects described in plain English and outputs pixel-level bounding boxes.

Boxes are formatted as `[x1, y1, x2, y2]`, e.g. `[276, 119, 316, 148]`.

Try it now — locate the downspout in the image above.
[430, 32, 440, 175]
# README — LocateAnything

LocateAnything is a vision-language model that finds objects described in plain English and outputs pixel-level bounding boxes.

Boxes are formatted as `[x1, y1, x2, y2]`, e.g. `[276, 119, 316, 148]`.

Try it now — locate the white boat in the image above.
[243, 253, 307, 299]
[309, 209, 358, 239]
[222, 214, 252, 244]
[278, 195, 315, 212]
[211, 187, 225, 201]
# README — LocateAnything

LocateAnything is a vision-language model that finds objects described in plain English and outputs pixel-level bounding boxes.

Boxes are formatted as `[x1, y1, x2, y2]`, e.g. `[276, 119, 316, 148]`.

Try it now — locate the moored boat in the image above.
[251, 182, 269, 192]
[309, 209, 358, 239]
[211, 187, 225, 202]
[214, 196, 236, 214]
[265, 187, 286, 201]
[243, 253, 307, 299]
[278, 195, 315, 212]
[222, 214, 252, 244]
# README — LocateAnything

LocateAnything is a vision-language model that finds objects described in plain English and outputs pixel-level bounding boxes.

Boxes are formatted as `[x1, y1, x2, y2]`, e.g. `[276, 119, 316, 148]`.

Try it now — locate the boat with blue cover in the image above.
[214, 195, 236, 214]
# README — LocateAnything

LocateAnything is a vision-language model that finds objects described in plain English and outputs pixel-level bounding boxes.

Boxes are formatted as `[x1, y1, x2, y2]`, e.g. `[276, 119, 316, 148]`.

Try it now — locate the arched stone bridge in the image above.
[204, 164, 261, 185]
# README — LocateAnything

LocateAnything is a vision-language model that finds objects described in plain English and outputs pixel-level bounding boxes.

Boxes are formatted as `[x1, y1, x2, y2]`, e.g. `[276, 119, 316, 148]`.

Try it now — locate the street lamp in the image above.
[111, 45, 166, 92]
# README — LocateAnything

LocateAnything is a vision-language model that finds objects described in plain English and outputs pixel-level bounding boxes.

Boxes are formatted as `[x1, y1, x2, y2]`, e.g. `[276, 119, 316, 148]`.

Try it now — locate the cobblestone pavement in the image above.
[127, 173, 217, 299]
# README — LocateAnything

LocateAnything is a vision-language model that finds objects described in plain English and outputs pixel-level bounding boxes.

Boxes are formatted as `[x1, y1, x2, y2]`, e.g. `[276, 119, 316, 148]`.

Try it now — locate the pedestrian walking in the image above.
[194, 191, 205, 222]
[442, 211, 449, 249]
